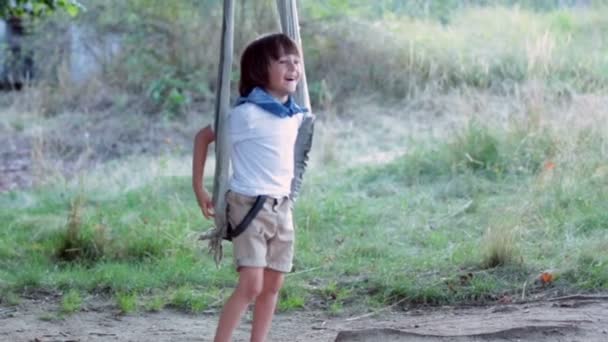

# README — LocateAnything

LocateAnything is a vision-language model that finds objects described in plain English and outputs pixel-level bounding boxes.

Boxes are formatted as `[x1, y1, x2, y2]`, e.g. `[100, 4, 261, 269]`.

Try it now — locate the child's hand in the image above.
[199, 190, 215, 219]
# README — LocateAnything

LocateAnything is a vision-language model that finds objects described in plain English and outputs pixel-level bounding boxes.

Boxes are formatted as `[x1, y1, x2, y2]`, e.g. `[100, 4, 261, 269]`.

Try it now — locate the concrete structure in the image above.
[0, 19, 121, 89]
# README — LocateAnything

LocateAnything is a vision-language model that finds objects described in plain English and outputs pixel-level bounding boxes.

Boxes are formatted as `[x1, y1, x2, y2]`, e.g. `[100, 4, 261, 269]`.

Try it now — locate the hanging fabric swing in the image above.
[199, 0, 315, 265]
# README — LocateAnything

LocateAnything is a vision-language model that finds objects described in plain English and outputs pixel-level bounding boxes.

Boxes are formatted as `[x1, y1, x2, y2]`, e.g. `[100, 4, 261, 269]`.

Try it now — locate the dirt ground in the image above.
[1, 296, 607, 342]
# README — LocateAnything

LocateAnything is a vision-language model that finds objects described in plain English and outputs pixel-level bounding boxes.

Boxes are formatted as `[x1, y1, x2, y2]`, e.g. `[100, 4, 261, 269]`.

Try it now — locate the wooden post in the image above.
[210, 0, 234, 263]
[276, 0, 314, 201]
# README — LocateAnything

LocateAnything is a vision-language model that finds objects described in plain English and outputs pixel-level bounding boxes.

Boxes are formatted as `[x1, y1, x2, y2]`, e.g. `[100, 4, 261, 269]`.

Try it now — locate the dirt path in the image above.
[1, 296, 607, 342]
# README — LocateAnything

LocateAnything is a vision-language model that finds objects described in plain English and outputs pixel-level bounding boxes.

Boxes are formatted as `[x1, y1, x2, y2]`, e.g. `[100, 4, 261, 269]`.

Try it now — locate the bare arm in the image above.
[192, 124, 216, 219]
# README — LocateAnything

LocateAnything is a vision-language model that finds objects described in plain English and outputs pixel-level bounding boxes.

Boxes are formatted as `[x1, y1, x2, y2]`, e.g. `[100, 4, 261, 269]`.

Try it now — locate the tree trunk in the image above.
[2, 17, 34, 90]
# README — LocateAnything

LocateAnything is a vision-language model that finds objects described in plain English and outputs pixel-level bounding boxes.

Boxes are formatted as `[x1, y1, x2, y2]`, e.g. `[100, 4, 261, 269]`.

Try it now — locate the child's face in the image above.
[266, 53, 301, 102]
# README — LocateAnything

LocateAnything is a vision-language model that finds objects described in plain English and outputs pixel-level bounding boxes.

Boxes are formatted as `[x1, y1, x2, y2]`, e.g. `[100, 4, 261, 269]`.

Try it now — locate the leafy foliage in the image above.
[0, 0, 83, 18]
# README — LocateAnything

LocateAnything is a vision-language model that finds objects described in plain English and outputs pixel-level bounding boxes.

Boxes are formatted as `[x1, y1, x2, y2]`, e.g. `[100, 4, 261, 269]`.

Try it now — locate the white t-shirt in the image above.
[227, 103, 303, 198]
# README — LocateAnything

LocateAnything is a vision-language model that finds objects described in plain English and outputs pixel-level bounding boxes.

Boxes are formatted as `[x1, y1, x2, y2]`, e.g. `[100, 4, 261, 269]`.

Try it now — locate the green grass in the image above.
[312, 5, 608, 99]
[1, 122, 605, 314]
[2, 0, 607, 316]
[169, 285, 215, 313]
[116, 292, 137, 314]
[0, 291, 21, 306]
[144, 294, 166, 312]
[277, 282, 307, 311]
[61, 290, 83, 314]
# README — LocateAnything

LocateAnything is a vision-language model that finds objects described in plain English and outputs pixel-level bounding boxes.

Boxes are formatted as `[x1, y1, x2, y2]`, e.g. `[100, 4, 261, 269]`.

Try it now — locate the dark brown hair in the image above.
[238, 33, 301, 97]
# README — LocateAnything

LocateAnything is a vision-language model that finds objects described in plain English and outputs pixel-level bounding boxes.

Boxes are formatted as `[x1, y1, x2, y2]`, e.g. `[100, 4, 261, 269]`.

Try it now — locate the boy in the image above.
[192, 33, 308, 342]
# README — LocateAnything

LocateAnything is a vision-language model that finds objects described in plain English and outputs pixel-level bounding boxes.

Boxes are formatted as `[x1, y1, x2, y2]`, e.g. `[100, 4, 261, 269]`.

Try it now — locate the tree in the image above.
[1, 0, 83, 89]
[0, 0, 83, 19]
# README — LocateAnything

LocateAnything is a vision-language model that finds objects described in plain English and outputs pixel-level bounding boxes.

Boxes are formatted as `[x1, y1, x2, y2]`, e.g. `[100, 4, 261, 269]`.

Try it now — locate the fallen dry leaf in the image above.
[540, 271, 554, 285]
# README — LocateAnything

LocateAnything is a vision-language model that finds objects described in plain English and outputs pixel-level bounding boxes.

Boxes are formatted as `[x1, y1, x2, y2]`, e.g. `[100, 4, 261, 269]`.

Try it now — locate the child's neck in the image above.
[264, 88, 289, 104]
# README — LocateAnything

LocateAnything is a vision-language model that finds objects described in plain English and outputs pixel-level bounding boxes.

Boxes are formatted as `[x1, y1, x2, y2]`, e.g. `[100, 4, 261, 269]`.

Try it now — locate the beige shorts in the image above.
[226, 191, 294, 273]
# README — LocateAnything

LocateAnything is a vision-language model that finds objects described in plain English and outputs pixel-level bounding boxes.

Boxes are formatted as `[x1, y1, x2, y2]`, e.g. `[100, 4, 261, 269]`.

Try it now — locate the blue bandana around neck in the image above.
[235, 87, 308, 118]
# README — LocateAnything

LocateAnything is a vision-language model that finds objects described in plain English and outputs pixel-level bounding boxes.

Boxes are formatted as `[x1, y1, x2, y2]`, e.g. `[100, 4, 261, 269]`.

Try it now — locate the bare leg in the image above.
[214, 267, 264, 342]
[250, 268, 284, 342]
